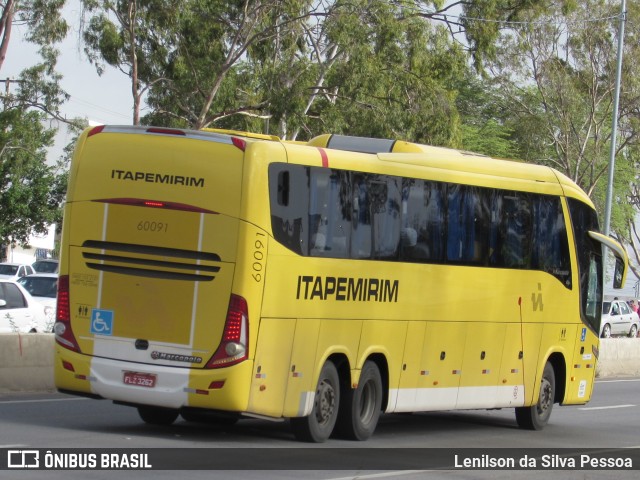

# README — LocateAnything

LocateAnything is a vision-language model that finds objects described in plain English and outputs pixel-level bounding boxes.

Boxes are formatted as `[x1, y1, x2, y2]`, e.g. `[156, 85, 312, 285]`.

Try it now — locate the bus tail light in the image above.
[87, 125, 105, 137]
[231, 137, 246, 151]
[206, 295, 248, 368]
[54, 275, 81, 352]
[94, 198, 218, 214]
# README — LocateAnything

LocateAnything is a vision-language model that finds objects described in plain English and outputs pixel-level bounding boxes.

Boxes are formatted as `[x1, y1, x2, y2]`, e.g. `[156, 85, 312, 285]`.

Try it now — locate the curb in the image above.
[1, 334, 639, 394]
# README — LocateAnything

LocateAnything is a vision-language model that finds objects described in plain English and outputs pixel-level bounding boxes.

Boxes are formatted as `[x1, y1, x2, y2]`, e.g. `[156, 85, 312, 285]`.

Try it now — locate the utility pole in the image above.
[2, 77, 10, 108]
[603, 0, 627, 236]
[0, 77, 25, 109]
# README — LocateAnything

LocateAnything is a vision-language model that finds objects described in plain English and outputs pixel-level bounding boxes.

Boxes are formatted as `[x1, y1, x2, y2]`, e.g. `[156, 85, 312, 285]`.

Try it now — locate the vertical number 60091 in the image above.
[252, 232, 266, 282]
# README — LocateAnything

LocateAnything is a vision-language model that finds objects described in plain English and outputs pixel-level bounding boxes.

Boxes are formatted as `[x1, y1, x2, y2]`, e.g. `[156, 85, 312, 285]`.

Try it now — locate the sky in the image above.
[3, 0, 134, 160]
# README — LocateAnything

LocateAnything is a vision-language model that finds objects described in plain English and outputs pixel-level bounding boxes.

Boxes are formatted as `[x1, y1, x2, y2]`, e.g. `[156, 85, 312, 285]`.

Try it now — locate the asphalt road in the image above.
[0, 377, 638, 479]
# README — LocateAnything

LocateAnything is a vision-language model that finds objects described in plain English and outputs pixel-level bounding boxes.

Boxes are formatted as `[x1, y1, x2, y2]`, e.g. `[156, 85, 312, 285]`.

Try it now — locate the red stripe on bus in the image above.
[317, 147, 329, 168]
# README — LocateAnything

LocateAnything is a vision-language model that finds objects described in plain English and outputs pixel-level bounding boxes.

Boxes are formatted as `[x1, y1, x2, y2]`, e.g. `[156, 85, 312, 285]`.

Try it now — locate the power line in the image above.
[397, 1, 623, 28]
[66, 94, 131, 120]
[440, 13, 620, 27]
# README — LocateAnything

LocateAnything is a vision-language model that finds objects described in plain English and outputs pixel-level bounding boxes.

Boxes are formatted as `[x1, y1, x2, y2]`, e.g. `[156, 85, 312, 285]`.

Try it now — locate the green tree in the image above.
[0, 0, 74, 250]
[81, 0, 312, 129]
[489, 0, 640, 199]
[146, 0, 313, 130]
[0, 109, 65, 245]
[487, 0, 640, 284]
[1, 1, 74, 123]
[81, 0, 179, 125]
[302, 0, 465, 145]
[141, 0, 470, 144]
[80, 1, 556, 143]
[455, 71, 517, 157]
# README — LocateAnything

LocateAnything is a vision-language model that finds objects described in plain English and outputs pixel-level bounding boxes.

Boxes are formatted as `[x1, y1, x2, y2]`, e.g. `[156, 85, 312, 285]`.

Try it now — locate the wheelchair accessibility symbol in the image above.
[90, 309, 114, 336]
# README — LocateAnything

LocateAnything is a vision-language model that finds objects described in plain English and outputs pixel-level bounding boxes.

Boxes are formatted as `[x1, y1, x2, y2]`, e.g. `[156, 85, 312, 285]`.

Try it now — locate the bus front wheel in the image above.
[291, 361, 340, 443]
[515, 362, 555, 430]
[335, 360, 383, 440]
[137, 406, 179, 426]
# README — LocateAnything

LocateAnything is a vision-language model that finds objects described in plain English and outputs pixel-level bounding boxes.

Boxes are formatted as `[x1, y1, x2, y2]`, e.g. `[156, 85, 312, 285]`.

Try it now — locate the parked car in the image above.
[600, 299, 640, 338]
[17, 273, 57, 327]
[0, 262, 35, 281]
[0, 279, 48, 333]
[32, 259, 59, 274]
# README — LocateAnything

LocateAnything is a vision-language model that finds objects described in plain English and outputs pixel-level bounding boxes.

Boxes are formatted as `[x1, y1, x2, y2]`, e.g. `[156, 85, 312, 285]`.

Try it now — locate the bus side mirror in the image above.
[588, 231, 628, 290]
[614, 256, 624, 289]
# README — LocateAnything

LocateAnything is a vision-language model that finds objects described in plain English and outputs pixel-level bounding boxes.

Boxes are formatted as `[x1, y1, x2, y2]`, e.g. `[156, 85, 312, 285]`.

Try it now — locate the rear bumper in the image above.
[54, 346, 253, 411]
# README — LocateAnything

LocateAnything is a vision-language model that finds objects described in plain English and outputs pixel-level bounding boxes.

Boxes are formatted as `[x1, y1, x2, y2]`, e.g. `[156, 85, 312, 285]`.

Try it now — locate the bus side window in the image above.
[401, 179, 430, 262]
[309, 168, 350, 258]
[492, 192, 532, 268]
[472, 187, 491, 263]
[447, 185, 488, 263]
[351, 174, 371, 259]
[269, 164, 309, 255]
[371, 175, 401, 259]
[400, 179, 446, 263]
[531, 196, 571, 287]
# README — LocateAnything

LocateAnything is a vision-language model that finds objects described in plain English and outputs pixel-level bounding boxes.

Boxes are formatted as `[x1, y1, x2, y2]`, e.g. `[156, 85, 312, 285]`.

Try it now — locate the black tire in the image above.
[515, 362, 555, 430]
[291, 361, 340, 443]
[601, 323, 612, 338]
[335, 360, 383, 441]
[629, 325, 638, 338]
[137, 406, 179, 426]
[180, 410, 239, 426]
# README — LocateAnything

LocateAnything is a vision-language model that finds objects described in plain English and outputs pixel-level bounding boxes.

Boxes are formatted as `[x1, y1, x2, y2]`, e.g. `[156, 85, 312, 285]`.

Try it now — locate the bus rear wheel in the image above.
[515, 362, 555, 430]
[137, 406, 179, 426]
[291, 361, 340, 443]
[335, 360, 383, 441]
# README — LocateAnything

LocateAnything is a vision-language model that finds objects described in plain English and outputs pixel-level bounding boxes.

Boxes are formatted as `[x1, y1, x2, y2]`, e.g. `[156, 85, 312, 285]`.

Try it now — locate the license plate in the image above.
[123, 371, 157, 388]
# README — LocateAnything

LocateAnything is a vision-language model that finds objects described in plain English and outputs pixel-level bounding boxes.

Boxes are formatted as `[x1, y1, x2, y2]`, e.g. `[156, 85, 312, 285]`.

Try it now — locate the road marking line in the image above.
[596, 378, 640, 383]
[329, 471, 430, 480]
[578, 404, 635, 411]
[0, 445, 28, 448]
[0, 397, 88, 405]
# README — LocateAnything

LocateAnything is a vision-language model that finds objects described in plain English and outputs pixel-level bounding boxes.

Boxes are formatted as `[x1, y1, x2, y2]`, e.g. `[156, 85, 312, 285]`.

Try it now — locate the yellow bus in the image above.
[54, 126, 627, 442]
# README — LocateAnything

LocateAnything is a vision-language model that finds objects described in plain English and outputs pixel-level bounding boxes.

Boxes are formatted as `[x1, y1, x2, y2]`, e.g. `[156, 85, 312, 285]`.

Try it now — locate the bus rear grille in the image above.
[82, 241, 221, 281]
[82, 240, 220, 261]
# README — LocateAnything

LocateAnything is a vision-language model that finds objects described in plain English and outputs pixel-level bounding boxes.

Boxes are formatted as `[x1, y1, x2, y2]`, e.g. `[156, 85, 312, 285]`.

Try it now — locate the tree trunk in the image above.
[0, 0, 15, 72]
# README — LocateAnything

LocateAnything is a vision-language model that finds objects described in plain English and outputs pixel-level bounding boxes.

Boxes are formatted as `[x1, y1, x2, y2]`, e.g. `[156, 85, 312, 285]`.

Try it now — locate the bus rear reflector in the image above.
[62, 360, 75, 372]
[206, 295, 249, 368]
[54, 275, 81, 352]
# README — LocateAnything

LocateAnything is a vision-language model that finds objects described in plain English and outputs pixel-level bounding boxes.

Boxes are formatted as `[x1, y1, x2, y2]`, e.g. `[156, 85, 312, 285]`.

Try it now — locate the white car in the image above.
[0, 262, 35, 281]
[600, 300, 640, 338]
[32, 259, 59, 274]
[17, 273, 58, 329]
[0, 279, 48, 333]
